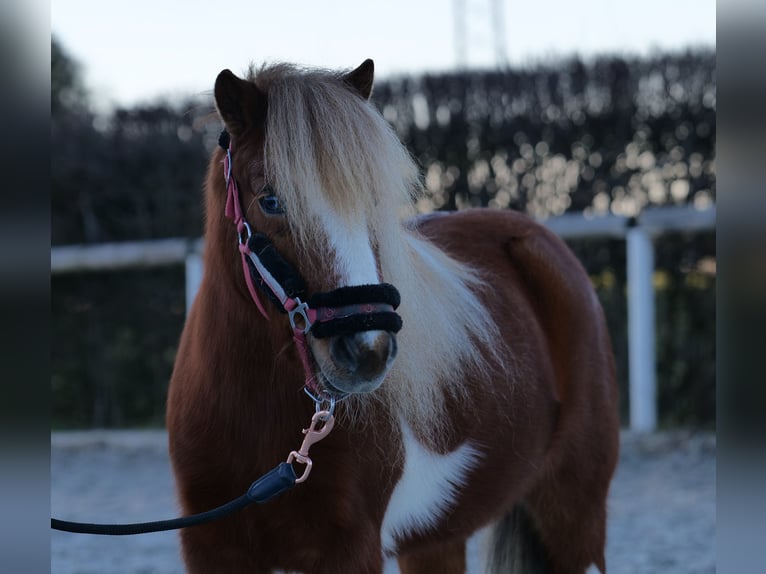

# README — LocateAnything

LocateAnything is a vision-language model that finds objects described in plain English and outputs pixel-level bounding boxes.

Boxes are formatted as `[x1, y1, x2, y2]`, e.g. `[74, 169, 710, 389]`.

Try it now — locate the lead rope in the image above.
[52, 410, 335, 535]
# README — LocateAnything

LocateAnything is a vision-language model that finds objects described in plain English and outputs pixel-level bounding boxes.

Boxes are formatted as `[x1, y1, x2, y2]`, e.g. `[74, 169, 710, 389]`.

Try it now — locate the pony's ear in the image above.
[342, 59, 375, 100]
[214, 69, 267, 135]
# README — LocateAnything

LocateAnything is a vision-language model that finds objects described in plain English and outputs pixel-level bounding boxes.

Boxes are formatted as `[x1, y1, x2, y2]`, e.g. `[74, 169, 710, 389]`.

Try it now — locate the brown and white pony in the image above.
[167, 59, 619, 574]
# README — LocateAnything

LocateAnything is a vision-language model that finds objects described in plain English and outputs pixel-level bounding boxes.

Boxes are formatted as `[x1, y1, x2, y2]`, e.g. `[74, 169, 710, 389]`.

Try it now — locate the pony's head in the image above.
[211, 60, 415, 396]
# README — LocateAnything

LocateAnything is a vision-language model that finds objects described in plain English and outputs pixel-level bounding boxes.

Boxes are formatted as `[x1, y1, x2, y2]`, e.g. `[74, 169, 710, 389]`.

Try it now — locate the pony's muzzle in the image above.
[328, 331, 397, 392]
[307, 283, 402, 394]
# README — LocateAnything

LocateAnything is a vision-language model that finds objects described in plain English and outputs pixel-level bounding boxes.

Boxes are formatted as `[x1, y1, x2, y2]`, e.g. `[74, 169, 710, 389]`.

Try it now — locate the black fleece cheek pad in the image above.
[245, 233, 307, 310]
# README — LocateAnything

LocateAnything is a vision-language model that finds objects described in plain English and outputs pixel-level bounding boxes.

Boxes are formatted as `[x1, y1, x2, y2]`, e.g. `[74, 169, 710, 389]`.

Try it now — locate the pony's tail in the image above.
[487, 505, 551, 573]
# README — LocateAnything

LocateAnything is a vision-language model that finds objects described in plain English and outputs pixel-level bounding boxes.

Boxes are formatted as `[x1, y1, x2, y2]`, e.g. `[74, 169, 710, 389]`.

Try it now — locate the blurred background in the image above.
[51, 0, 716, 431]
[43, 1, 728, 573]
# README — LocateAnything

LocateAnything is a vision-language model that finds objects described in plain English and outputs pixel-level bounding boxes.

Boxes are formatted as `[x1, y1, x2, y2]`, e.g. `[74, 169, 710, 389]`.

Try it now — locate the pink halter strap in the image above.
[222, 144, 271, 321]
[221, 139, 325, 395]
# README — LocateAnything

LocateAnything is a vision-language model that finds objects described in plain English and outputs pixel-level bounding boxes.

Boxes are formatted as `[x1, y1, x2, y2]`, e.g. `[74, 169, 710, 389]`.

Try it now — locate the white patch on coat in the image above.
[319, 209, 379, 287]
[318, 209, 383, 347]
[466, 524, 495, 574]
[381, 421, 482, 555]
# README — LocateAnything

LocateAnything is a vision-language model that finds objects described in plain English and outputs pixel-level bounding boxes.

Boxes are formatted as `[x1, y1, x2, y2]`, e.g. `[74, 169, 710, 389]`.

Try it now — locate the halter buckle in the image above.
[288, 298, 313, 333]
[237, 222, 252, 246]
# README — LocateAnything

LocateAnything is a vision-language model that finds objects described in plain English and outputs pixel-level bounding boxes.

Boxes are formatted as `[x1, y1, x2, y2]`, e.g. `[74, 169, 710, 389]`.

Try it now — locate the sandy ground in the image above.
[51, 430, 715, 573]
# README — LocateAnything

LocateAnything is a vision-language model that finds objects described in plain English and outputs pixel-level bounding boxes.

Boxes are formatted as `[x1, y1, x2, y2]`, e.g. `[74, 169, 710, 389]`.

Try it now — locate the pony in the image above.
[166, 59, 619, 574]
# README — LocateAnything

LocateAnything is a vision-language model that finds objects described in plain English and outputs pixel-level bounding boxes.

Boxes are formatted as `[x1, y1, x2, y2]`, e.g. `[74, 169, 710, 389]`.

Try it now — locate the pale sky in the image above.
[51, 0, 715, 110]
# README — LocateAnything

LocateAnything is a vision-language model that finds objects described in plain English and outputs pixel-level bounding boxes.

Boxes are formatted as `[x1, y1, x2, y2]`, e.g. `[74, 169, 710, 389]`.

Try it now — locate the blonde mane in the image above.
[250, 64, 503, 434]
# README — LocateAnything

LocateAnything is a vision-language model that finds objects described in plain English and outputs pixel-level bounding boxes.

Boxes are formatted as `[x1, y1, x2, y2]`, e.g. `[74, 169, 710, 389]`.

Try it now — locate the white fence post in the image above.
[626, 226, 657, 432]
[185, 251, 203, 316]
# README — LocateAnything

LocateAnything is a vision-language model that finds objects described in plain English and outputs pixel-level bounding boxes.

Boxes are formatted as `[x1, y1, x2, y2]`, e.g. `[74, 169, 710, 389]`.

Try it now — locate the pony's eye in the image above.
[258, 190, 284, 215]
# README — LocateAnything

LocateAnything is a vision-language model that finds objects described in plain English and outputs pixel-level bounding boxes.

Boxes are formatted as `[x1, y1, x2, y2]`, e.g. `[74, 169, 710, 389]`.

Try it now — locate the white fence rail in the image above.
[51, 205, 715, 432]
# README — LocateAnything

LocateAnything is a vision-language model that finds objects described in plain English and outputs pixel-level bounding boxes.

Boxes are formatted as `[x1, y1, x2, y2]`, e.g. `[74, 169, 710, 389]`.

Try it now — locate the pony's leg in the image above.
[485, 473, 611, 574]
[485, 506, 552, 574]
[396, 538, 466, 574]
[179, 535, 269, 574]
[522, 469, 611, 574]
[181, 533, 386, 574]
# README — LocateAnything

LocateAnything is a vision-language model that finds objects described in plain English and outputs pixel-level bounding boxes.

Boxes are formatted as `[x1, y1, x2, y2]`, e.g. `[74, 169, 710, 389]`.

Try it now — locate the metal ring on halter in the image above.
[303, 387, 337, 419]
[225, 149, 233, 182]
[237, 222, 252, 245]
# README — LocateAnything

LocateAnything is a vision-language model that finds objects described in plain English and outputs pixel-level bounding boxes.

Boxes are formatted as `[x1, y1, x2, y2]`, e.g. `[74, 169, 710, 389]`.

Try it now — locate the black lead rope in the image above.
[51, 462, 297, 535]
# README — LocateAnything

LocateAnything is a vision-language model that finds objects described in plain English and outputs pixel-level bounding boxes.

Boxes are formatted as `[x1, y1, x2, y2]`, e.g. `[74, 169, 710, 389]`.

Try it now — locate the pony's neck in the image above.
[374, 223, 502, 443]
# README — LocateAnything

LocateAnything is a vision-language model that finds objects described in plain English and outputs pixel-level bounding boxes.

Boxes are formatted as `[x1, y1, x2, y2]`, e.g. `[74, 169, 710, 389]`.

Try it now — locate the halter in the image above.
[219, 130, 402, 399]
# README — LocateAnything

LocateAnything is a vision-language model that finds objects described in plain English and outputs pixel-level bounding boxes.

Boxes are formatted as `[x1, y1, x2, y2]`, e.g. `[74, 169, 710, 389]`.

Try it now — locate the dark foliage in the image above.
[52, 103, 217, 245]
[371, 53, 715, 217]
[51, 45, 715, 428]
[52, 268, 185, 428]
[52, 37, 87, 116]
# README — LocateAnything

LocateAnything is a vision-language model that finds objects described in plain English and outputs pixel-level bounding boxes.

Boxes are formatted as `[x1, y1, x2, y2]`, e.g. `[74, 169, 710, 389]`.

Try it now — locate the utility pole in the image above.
[453, 0, 509, 69]
[454, 0, 467, 70]
[491, 0, 509, 68]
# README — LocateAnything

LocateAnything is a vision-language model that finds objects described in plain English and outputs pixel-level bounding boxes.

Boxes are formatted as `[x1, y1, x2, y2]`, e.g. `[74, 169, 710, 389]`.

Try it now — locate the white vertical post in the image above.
[453, 0, 467, 69]
[626, 226, 657, 432]
[491, 0, 509, 68]
[185, 251, 203, 316]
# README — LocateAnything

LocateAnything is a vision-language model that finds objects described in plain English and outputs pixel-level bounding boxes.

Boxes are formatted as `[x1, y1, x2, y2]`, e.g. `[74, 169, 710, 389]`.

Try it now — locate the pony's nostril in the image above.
[330, 332, 397, 379]
[331, 335, 360, 371]
[387, 334, 398, 360]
